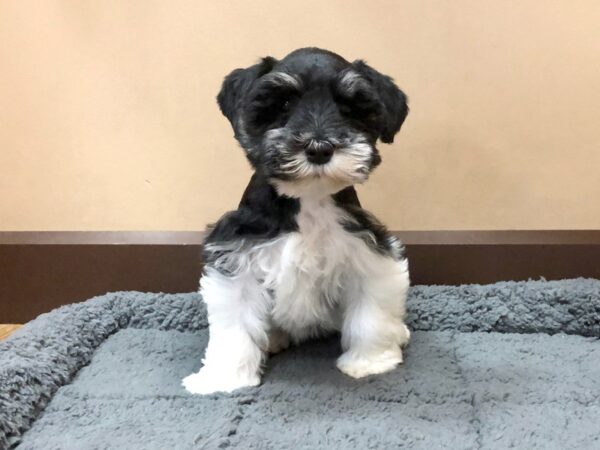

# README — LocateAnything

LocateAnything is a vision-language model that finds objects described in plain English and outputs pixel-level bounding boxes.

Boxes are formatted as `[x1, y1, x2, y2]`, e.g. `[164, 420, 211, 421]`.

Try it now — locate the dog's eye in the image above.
[336, 95, 381, 122]
[282, 100, 291, 111]
[339, 104, 352, 115]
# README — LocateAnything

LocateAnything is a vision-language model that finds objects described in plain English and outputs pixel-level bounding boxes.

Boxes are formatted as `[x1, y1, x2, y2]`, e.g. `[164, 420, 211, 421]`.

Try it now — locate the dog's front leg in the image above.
[183, 268, 270, 394]
[337, 257, 411, 379]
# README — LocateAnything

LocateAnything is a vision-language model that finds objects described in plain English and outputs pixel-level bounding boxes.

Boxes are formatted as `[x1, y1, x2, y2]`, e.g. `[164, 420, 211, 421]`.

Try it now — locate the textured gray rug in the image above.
[1, 279, 599, 450]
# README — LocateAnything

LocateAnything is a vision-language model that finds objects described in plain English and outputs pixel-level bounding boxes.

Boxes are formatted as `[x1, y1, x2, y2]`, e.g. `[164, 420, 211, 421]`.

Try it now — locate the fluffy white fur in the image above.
[183, 194, 410, 395]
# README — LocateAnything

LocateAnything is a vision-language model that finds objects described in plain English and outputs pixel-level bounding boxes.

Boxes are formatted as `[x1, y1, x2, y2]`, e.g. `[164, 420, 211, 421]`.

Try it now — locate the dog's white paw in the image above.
[336, 348, 403, 379]
[182, 368, 260, 395]
[399, 323, 411, 348]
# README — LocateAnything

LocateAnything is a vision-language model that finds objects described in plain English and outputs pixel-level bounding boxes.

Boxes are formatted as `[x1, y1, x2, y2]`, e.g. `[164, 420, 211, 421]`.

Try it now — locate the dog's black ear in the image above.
[217, 57, 277, 130]
[352, 60, 408, 144]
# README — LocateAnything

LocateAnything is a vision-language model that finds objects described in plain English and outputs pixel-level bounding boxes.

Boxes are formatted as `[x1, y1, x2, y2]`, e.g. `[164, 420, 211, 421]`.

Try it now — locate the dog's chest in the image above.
[268, 197, 361, 334]
[286, 198, 351, 276]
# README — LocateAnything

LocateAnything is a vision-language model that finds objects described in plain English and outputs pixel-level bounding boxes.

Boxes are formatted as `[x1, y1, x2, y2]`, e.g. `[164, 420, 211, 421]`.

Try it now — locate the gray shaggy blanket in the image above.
[1, 278, 599, 449]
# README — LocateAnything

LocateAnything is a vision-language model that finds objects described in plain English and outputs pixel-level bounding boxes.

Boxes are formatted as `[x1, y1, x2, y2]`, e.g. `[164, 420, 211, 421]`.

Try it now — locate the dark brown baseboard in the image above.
[1, 231, 599, 323]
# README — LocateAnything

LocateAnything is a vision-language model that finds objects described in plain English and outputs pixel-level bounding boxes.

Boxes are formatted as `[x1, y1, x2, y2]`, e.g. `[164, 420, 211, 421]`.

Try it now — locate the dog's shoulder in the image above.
[204, 174, 300, 245]
[332, 187, 405, 261]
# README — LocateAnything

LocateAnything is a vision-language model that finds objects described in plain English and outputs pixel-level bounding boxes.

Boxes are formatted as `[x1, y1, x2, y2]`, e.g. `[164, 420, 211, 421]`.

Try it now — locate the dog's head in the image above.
[217, 48, 409, 197]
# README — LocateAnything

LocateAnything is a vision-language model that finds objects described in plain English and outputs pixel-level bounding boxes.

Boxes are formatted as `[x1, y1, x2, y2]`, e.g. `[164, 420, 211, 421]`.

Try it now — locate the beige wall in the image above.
[1, 0, 599, 231]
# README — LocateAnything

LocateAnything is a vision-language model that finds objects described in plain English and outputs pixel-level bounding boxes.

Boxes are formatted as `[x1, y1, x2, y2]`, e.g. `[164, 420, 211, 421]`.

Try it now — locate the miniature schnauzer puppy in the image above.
[183, 48, 410, 394]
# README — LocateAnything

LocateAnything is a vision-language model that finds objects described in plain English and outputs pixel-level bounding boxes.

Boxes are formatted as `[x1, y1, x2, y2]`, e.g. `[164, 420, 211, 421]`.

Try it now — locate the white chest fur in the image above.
[269, 197, 358, 337]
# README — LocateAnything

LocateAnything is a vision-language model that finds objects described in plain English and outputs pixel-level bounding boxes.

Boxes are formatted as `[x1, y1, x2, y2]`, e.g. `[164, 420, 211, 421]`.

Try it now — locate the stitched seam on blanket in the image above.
[452, 331, 483, 450]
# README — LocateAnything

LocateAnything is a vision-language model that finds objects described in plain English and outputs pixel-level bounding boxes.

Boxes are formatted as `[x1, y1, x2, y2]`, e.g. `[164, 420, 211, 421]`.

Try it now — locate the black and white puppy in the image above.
[183, 48, 410, 394]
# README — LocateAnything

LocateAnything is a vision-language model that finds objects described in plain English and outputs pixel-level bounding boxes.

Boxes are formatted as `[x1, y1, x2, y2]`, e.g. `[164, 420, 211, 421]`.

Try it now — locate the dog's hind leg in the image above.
[182, 267, 271, 394]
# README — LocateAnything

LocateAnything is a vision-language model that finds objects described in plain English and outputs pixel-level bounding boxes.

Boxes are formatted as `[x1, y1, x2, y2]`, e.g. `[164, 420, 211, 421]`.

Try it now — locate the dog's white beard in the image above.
[273, 141, 374, 198]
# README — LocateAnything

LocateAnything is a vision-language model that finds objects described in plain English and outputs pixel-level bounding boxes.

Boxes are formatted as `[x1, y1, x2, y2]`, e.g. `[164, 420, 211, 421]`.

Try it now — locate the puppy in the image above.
[183, 48, 410, 394]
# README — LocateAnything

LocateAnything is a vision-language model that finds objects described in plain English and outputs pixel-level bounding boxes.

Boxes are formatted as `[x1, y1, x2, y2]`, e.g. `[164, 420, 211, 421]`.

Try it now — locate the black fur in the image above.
[333, 188, 405, 261]
[203, 173, 299, 266]
[217, 57, 277, 134]
[351, 60, 409, 143]
[206, 48, 409, 265]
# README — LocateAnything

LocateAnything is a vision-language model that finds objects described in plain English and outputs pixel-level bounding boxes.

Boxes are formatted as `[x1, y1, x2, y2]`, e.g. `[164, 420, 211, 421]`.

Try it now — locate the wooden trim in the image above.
[0, 244, 204, 324]
[396, 230, 600, 245]
[0, 231, 207, 245]
[0, 324, 22, 340]
[1, 230, 599, 245]
[1, 231, 599, 323]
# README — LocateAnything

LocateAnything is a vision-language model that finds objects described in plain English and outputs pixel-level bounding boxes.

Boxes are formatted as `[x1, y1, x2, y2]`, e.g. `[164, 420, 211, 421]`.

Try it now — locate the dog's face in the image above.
[217, 48, 408, 196]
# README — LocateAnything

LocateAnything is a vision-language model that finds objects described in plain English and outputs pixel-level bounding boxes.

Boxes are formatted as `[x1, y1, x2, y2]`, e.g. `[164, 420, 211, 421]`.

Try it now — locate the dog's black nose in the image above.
[304, 140, 334, 165]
